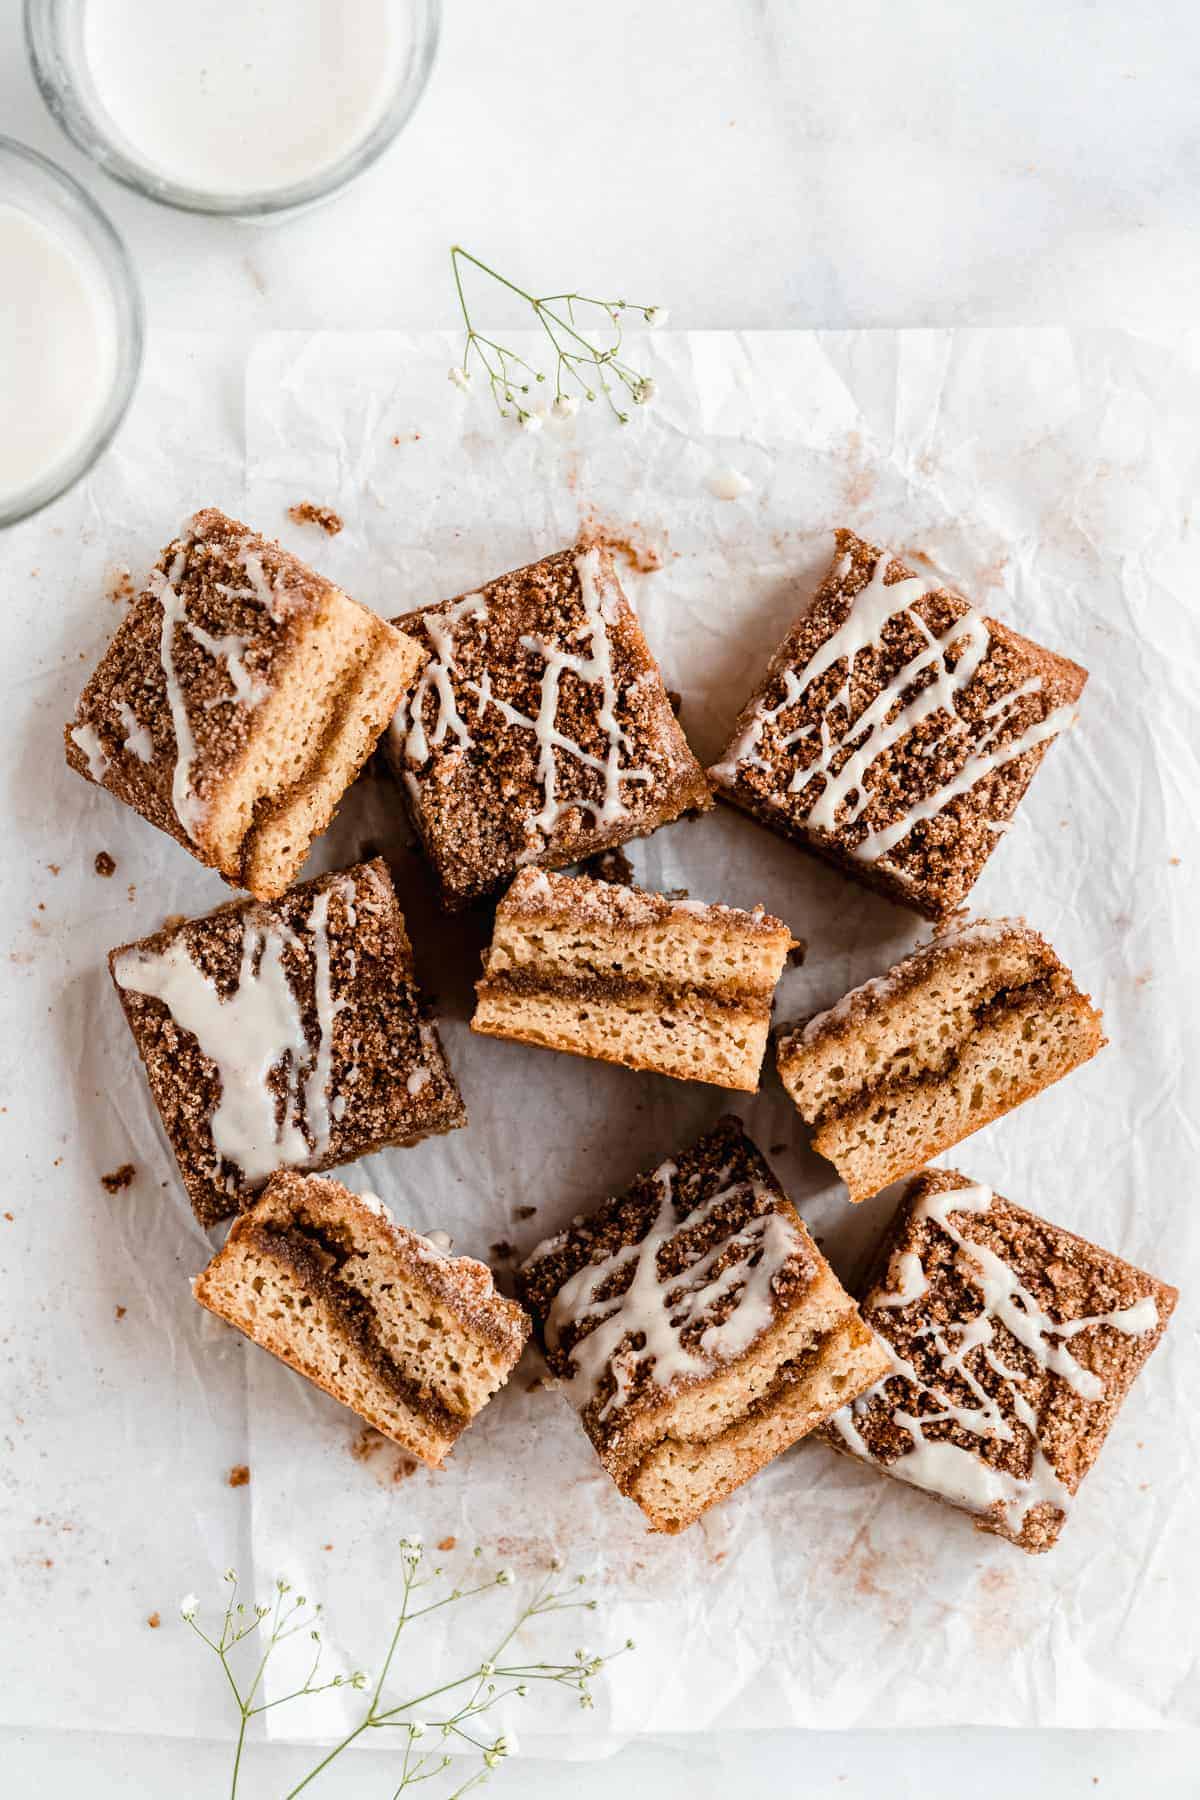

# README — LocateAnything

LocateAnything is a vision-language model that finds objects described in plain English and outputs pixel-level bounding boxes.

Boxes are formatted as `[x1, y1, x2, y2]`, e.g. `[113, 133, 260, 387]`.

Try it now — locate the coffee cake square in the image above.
[194, 1172, 529, 1467]
[709, 529, 1087, 920]
[825, 1168, 1176, 1552]
[473, 867, 796, 1091]
[520, 1117, 890, 1533]
[66, 509, 424, 900]
[110, 858, 465, 1227]
[776, 919, 1105, 1202]
[386, 543, 711, 910]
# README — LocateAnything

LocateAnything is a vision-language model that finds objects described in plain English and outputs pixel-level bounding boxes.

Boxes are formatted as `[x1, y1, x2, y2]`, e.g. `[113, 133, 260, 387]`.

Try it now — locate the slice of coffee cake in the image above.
[823, 1168, 1176, 1552]
[194, 1173, 530, 1466]
[520, 1118, 889, 1533]
[110, 858, 465, 1226]
[386, 543, 711, 909]
[66, 508, 424, 899]
[776, 920, 1105, 1202]
[472, 868, 797, 1091]
[709, 529, 1087, 920]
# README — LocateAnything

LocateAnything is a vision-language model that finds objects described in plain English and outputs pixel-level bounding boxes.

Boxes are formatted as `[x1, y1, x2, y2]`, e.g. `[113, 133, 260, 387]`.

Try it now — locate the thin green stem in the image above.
[284, 1719, 371, 1799]
[230, 1709, 248, 1800]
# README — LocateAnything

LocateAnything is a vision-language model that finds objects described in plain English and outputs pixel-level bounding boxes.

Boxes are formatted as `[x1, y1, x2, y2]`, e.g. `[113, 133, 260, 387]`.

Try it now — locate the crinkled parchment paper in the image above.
[2, 329, 1198, 1751]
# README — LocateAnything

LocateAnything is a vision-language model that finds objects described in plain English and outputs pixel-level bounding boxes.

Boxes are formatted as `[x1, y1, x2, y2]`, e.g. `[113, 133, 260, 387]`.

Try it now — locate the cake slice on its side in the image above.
[194, 1172, 530, 1467]
[472, 867, 798, 1092]
[520, 1117, 890, 1533]
[775, 920, 1105, 1203]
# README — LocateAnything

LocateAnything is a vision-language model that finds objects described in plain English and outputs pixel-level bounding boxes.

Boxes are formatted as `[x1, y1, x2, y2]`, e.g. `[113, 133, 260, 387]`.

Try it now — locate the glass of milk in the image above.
[25, 0, 440, 219]
[0, 135, 143, 528]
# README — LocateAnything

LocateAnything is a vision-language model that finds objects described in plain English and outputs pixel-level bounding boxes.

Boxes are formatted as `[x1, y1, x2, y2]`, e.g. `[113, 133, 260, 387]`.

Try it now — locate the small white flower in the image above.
[480, 1661, 495, 1676]
[179, 1594, 199, 1621]
[409, 1719, 427, 1739]
[632, 377, 656, 407]
[496, 1568, 515, 1586]
[399, 1536, 423, 1562]
[643, 307, 669, 328]
[351, 1671, 369, 1690]
[518, 410, 543, 434]
[493, 1730, 518, 1757]
[448, 366, 472, 392]
[224, 1567, 238, 1584]
[552, 395, 579, 420]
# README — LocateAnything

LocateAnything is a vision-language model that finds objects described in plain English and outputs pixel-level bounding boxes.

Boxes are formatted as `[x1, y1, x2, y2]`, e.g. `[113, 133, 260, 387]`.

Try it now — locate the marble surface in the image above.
[3, 0, 1198, 1792]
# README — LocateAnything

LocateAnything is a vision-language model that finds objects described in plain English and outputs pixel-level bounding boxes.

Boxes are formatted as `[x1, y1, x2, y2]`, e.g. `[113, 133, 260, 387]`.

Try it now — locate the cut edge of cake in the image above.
[193, 1172, 530, 1466]
[617, 1266, 890, 1533]
[233, 604, 424, 898]
[472, 867, 797, 1092]
[776, 919, 1106, 1202]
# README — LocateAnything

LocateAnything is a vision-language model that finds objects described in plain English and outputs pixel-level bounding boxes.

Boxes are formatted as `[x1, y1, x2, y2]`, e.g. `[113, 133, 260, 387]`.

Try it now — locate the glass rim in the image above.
[0, 133, 144, 529]
[23, 0, 442, 219]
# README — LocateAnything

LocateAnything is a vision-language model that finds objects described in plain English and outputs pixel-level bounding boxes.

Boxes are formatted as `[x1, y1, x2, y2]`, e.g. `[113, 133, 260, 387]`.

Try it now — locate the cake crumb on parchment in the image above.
[288, 502, 343, 536]
[100, 1164, 135, 1193]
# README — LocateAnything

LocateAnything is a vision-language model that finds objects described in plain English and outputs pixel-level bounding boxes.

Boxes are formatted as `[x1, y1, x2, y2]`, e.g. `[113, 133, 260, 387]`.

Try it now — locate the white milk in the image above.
[82, 0, 403, 197]
[0, 203, 118, 509]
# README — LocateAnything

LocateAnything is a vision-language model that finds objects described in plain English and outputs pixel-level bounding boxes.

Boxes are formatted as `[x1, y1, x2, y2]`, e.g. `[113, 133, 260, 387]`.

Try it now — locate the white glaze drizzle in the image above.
[148, 529, 281, 840]
[356, 1190, 394, 1221]
[148, 549, 204, 837]
[713, 549, 1076, 868]
[300, 884, 346, 1150]
[70, 723, 110, 781]
[112, 875, 355, 1184]
[236, 545, 290, 623]
[873, 1249, 929, 1308]
[115, 700, 154, 763]
[830, 1183, 1159, 1534]
[187, 622, 269, 709]
[538, 1158, 809, 1422]
[396, 593, 488, 765]
[396, 550, 653, 843]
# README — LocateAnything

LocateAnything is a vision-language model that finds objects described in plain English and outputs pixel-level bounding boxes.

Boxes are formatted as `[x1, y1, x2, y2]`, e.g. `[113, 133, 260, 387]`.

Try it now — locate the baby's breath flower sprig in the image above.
[180, 1572, 350, 1797]
[448, 244, 666, 428]
[181, 1547, 633, 1798]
